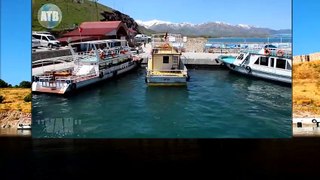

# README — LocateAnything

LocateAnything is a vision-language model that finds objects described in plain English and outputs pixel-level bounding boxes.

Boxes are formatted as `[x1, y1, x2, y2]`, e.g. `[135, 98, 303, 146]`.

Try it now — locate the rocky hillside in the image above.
[100, 10, 155, 35]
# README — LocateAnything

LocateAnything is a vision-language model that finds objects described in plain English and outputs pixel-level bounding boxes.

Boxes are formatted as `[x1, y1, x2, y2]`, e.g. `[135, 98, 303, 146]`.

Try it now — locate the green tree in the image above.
[19, 81, 32, 88]
[0, 79, 9, 88]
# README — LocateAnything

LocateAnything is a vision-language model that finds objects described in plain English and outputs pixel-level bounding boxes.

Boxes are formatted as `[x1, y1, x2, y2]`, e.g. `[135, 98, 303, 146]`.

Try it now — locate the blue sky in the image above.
[101, 0, 291, 30]
[0, 0, 31, 85]
[293, 0, 319, 55]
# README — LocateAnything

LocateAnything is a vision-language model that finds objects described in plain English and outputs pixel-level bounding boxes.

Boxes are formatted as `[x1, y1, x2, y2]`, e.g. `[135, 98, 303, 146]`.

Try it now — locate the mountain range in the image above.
[136, 19, 291, 37]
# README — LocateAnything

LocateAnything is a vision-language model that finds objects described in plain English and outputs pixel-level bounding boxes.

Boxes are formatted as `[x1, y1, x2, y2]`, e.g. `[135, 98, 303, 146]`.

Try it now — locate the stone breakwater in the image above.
[184, 37, 207, 52]
[0, 111, 31, 129]
[183, 37, 240, 54]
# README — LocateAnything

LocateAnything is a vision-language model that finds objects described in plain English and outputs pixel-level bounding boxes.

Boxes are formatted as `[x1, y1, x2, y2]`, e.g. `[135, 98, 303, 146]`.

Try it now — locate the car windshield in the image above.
[47, 36, 56, 40]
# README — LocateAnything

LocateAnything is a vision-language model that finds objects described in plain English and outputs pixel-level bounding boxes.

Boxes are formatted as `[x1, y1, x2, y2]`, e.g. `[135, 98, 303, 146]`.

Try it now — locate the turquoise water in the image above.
[220, 56, 236, 64]
[32, 68, 292, 138]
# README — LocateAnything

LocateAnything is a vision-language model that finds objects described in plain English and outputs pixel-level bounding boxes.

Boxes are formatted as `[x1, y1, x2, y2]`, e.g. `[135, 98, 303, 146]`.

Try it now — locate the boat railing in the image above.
[240, 49, 292, 59]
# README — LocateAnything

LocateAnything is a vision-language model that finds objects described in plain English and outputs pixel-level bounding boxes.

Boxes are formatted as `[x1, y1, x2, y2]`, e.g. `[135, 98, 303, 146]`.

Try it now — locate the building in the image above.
[58, 21, 129, 45]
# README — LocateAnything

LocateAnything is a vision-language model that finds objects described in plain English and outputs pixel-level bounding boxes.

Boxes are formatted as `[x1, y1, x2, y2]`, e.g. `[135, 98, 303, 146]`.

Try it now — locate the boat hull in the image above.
[224, 62, 291, 85]
[146, 76, 187, 86]
[32, 61, 140, 94]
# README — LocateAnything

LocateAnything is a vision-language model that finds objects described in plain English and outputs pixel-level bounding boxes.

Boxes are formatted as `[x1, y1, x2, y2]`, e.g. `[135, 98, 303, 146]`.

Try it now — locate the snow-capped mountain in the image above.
[136, 19, 290, 37]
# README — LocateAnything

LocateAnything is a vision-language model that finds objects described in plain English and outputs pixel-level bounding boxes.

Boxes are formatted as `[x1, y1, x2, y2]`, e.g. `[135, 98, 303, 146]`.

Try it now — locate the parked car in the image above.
[32, 32, 61, 48]
[32, 37, 41, 48]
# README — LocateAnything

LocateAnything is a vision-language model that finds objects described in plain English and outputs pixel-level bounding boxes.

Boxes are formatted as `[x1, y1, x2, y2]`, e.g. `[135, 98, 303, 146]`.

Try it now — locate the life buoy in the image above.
[277, 50, 284, 56]
[99, 72, 104, 78]
[264, 48, 270, 55]
[99, 52, 106, 59]
[245, 66, 251, 73]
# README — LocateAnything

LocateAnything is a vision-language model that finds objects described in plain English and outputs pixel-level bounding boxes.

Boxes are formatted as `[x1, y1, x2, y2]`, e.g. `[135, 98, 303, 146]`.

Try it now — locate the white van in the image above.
[32, 32, 60, 48]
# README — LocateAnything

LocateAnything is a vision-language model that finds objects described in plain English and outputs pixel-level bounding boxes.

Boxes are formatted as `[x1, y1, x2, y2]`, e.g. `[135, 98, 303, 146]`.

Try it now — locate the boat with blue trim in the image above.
[218, 45, 292, 84]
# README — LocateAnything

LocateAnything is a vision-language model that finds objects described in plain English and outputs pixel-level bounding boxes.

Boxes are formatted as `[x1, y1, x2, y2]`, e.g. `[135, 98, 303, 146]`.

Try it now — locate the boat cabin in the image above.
[150, 44, 182, 71]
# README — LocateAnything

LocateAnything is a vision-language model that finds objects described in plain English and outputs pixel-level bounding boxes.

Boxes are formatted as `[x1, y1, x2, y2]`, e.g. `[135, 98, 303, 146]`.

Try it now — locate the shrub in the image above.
[0, 95, 4, 103]
[19, 81, 32, 88]
[23, 93, 32, 102]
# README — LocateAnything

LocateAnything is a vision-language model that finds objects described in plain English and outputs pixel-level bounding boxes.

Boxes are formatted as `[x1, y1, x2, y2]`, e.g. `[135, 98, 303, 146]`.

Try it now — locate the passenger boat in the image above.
[145, 33, 189, 86]
[32, 39, 142, 94]
[218, 46, 292, 84]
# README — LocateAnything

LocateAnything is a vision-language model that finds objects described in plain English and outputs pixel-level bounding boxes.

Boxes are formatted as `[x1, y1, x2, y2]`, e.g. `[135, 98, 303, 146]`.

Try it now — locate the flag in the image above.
[78, 27, 83, 33]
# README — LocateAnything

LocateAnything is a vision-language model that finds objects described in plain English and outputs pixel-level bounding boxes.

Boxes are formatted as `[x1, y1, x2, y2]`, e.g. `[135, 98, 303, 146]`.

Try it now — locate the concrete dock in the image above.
[32, 42, 239, 76]
[139, 43, 238, 67]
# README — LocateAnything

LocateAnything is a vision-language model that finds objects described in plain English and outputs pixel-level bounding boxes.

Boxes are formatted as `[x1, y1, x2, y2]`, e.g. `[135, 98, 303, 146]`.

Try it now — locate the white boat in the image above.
[218, 46, 292, 84]
[145, 33, 189, 86]
[32, 39, 142, 94]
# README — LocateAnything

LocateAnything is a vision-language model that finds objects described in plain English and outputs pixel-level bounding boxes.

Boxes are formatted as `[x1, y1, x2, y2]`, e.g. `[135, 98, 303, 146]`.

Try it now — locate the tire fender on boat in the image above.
[113, 70, 117, 78]
[312, 119, 317, 123]
[99, 72, 104, 78]
[245, 66, 251, 73]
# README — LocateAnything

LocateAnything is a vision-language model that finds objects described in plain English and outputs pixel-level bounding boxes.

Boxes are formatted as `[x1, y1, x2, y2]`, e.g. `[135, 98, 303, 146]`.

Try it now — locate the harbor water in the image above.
[207, 37, 292, 43]
[32, 68, 292, 138]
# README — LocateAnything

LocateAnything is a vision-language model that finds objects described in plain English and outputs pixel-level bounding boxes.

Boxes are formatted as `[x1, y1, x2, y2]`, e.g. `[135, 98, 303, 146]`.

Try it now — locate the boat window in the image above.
[276, 59, 286, 69]
[163, 56, 169, 63]
[237, 54, 244, 60]
[254, 58, 259, 64]
[286, 61, 292, 70]
[270, 58, 275, 68]
[260, 57, 268, 66]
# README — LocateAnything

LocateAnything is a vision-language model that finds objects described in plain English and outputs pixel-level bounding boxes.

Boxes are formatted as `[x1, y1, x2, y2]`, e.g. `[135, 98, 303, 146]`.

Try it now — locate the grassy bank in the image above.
[293, 60, 320, 117]
[0, 88, 31, 113]
[32, 0, 113, 31]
